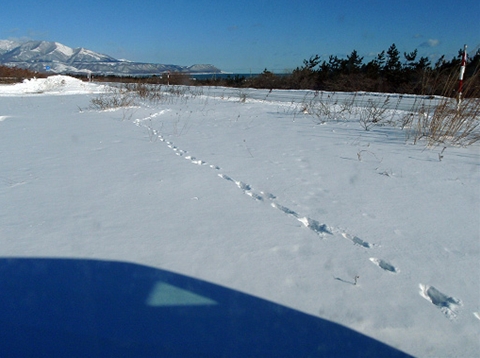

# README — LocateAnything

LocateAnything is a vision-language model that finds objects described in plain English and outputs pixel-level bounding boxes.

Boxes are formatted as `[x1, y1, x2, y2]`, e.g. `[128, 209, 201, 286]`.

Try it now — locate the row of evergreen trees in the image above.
[215, 43, 479, 96]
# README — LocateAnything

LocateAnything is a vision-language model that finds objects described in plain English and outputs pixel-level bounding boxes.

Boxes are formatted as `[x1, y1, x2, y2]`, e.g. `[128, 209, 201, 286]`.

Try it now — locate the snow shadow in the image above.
[0, 258, 411, 357]
[419, 284, 462, 319]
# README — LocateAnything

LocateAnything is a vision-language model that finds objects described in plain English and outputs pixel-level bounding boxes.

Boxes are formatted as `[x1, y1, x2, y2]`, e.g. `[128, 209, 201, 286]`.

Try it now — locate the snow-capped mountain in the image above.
[0, 40, 221, 76]
[0, 40, 21, 55]
[0, 41, 117, 63]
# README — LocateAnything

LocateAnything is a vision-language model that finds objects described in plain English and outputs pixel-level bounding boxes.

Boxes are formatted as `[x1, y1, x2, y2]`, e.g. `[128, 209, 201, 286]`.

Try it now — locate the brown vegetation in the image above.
[0, 65, 46, 84]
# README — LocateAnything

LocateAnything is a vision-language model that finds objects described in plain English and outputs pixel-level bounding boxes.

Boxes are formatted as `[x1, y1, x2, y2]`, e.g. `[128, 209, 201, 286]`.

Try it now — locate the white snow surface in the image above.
[1, 77, 479, 357]
[0, 75, 107, 95]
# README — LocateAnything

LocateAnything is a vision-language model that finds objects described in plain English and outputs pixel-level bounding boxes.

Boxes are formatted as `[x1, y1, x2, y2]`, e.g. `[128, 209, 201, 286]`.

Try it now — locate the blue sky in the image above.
[2, 0, 479, 73]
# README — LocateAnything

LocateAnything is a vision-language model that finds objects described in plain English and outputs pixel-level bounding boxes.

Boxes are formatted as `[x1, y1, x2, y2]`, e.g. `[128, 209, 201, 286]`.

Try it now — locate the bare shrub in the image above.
[124, 82, 165, 102]
[358, 97, 390, 130]
[238, 91, 247, 103]
[90, 88, 136, 110]
[303, 92, 337, 121]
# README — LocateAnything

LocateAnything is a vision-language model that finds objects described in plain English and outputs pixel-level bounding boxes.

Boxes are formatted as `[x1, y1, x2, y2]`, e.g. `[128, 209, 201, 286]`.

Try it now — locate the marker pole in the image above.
[457, 44, 467, 109]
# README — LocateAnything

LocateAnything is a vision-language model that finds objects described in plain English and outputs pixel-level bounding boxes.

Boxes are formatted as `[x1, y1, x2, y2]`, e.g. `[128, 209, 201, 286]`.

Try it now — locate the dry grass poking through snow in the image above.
[90, 76, 480, 148]
[407, 96, 480, 146]
[401, 69, 480, 147]
[299, 70, 480, 147]
[89, 87, 136, 110]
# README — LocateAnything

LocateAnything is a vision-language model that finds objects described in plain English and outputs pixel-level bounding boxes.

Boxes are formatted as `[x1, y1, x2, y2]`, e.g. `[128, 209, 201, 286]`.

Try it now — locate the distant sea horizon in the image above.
[190, 73, 257, 80]
[190, 72, 289, 80]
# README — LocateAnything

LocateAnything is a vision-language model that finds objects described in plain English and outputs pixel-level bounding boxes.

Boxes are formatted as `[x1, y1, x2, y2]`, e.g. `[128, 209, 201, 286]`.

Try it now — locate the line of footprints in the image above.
[136, 116, 475, 321]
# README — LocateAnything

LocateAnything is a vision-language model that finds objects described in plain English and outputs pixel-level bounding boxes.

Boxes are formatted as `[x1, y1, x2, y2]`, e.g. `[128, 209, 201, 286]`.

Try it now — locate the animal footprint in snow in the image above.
[369, 258, 398, 273]
[245, 191, 263, 201]
[271, 202, 299, 217]
[298, 217, 332, 236]
[218, 174, 233, 182]
[419, 284, 462, 319]
[235, 180, 251, 191]
[342, 232, 371, 248]
[260, 191, 276, 200]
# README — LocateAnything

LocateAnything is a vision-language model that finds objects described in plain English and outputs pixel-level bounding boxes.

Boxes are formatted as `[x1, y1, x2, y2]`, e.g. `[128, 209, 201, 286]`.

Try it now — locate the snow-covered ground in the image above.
[1, 76, 479, 357]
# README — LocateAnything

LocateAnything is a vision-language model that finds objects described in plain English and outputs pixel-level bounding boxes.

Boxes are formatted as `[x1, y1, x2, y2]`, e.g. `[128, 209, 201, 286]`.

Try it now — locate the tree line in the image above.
[205, 43, 480, 97]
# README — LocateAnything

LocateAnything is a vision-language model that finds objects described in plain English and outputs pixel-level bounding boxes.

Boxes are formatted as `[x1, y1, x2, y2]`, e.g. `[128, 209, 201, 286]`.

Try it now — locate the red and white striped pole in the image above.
[457, 44, 467, 108]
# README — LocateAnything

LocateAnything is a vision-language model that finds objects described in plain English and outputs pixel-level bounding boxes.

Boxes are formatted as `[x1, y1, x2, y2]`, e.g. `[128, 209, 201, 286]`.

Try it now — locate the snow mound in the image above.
[0, 75, 106, 96]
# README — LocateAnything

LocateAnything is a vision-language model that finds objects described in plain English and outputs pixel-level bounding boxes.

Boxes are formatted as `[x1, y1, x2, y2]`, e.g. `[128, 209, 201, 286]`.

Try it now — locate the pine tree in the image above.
[345, 49, 363, 74]
[403, 49, 418, 70]
[384, 43, 403, 89]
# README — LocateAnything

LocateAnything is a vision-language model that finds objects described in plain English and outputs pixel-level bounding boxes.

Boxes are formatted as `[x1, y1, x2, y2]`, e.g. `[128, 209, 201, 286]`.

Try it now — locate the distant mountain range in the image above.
[0, 40, 222, 76]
